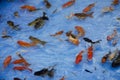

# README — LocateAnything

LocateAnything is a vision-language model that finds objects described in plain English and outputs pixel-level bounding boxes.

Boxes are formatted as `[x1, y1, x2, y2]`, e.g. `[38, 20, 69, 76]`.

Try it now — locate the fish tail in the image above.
[88, 12, 94, 18]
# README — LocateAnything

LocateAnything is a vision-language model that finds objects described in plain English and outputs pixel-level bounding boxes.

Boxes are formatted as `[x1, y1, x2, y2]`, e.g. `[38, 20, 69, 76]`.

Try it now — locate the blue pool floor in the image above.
[0, 0, 120, 80]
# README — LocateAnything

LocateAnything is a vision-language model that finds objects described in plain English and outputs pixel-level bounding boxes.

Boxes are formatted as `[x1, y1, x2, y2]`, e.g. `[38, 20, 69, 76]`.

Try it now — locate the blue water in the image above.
[0, 0, 120, 80]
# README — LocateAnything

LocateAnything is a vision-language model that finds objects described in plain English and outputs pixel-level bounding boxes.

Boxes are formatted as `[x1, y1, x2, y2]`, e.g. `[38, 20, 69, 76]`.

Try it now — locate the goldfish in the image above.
[66, 31, 79, 45]
[17, 40, 36, 47]
[106, 29, 117, 41]
[16, 52, 30, 67]
[82, 3, 95, 13]
[13, 66, 32, 72]
[28, 12, 49, 29]
[67, 12, 94, 19]
[75, 50, 84, 64]
[102, 6, 114, 13]
[112, 0, 119, 5]
[21, 5, 37, 12]
[12, 59, 25, 64]
[62, 0, 75, 8]
[108, 49, 119, 61]
[50, 30, 64, 37]
[29, 36, 47, 46]
[7, 21, 21, 30]
[75, 26, 85, 37]
[101, 52, 111, 63]
[87, 45, 93, 60]
[44, 0, 51, 8]
[3, 55, 12, 68]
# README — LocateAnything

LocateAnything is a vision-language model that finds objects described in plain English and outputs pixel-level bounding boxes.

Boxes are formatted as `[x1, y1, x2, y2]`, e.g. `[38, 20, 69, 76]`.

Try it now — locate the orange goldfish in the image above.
[75, 50, 84, 64]
[87, 45, 93, 60]
[12, 58, 25, 64]
[112, 0, 119, 5]
[21, 5, 37, 11]
[82, 3, 95, 13]
[50, 30, 64, 37]
[75, 26, 85, 37]
[13, 66, 32, 72]
[17, 40, 36, 47]
[62, 0, 75, 8]
[3, 55, 12, 68]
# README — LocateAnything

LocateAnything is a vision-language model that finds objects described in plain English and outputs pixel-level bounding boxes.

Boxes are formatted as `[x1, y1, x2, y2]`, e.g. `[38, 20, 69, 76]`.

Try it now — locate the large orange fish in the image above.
[13, 66, 32, 72]
[21, 5, 37, 11]
[87, 45, 93, 60]
[3, 55, 12, 68]
[75, 50, 84, 64]
[82, 3, 95, 13]
[62, 0, 76, 8]
[17, 40, 36, 47]
[75, 26, 85, 38]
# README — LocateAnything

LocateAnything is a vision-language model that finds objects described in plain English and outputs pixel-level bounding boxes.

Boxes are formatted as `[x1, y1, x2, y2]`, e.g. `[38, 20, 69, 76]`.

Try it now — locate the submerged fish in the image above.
[29, 36, 47, 46]
[112, 52, 120, 67]
[106, 29, 117, 41]
[3, 55, 12, 68]
[75, 50, 84, 64]
[50, 30, 64, 37]
[13, 66, 32, 72]
[14, 11, 20, 17]
[85, 69, 92, 73]
[21, 5, 37, 12]
[1, 35, 12, 39]
[87, 45, 93, 60]
[62, 0, 75, 8]
[112, 0, 119, 5]
[75, 26, 85, 37]
[60, 76, 65, 80]
[14, 77, 21, 80]
[101, 52, 111, 63]
[44, 0, 51, 8]
[7, 21, 21, 30]
[28, 12, 49, 29]
[102, 6, 114, 13]
[82, 3, 95, 13]
[83, 37, 101, 44]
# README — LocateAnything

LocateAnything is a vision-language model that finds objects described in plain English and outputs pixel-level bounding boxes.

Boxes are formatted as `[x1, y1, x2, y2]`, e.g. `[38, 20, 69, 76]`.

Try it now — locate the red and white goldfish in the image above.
[102, 6, 114, 13]
[106, 29, 117, 41]
[82, 3, 95, 13]
[75, 50, 84, 64]
[17, 40, 36, 47]
[62, 0, 75, 8]
[3, 55, 12, 68]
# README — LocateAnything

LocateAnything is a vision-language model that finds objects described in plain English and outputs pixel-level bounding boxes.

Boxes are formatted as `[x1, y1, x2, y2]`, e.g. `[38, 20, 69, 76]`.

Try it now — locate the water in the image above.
[0, 0, 120, 80]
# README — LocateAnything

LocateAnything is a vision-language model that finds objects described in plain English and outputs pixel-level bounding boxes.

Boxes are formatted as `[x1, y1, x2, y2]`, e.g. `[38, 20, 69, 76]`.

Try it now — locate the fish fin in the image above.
[88, 12, 94, 18]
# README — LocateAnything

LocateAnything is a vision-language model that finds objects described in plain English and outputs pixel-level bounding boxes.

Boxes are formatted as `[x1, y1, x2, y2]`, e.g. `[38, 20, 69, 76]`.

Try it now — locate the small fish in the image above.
[1, 35, 12, 39]
[85, 69, 92, 73]
[82, 3, 95, 13]
[108, 49, 119, 61]
[106, 29, 117, 41]
[66, 31, 79, 45]
[17, 40, 36, 47]
[16, 52, 30, 67]
[83, 37, 101, 44]
[60, 76, 65, 80]
[117, 17, 120, 20]
[50, 30, 64, 37]
[112, 0, 119, 5]
[112, 39, 118, 46]
[7, 21, 21, 30]
[75, 26, 85, 37]
[29, 36, 47, 46]
[28, 12, 49, 29]
[62, 0, 75, 8]
[101, 52, 111, 63]
[112, 53, 120, 67]
[12, 58, 25, 64]
[44, 0, 51, 8]
[13, 66, 32, 72]
[3, 55, 12, 68]
[21, 5, 37, 12]
[14, 77, 21, 80]
[34, 68, 49, 77]
[75, 50, 84, 64]
[67, 12, 94, 19]
[87, 45, 93, 60]
[14, 11, 20, 17]
[102, 6, 114, 13]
